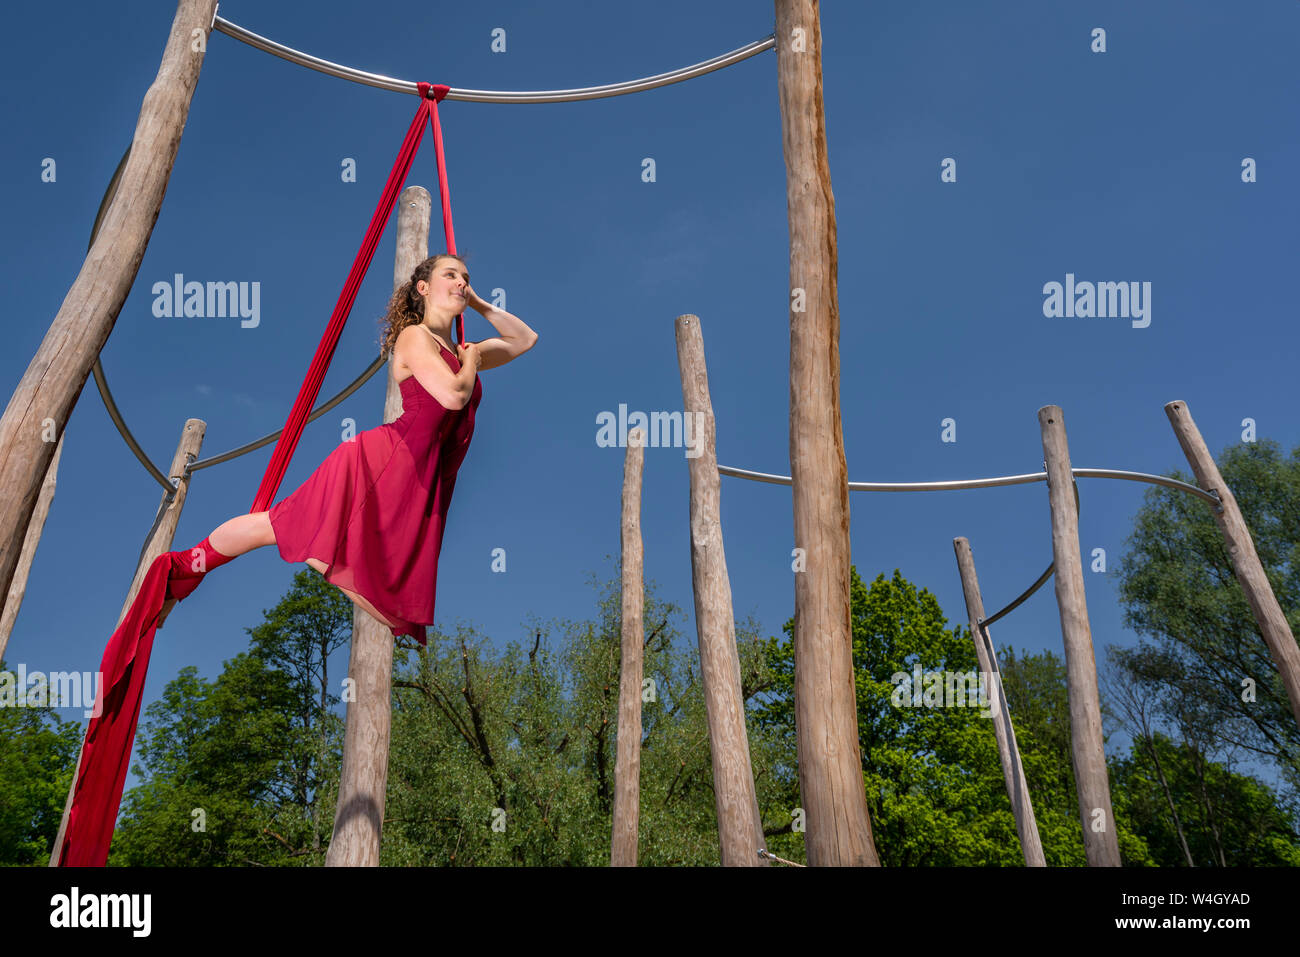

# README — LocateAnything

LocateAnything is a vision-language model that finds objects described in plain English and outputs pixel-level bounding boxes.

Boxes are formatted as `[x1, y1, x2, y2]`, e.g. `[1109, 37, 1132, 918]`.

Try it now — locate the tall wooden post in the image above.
[1039, 406, 1120, 866]
[676, 315, 768, 866]
[773, 0, 878, 865]
[325, 186, 431, 866]
[49, 418, 206, 865]
[1164, 401, 1300, 733]
[0, 0, 218, 610]
[953, 537, 1046, 866]
[0, 434, 64, 661]
[611, 427, 646, 866]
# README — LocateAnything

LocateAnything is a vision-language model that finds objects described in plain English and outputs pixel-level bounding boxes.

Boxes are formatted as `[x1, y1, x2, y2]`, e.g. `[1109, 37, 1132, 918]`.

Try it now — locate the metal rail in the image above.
[187, 357, 385, 472]
[92, 358, 176, 494]
[87, 145, 176, 495]
[975, 480, 1088, 640]
[981, 562, 1056, 631]
[718, 463, 1221, 509]
[212, 15, 776, 103]
[720, 460, 1222, 635]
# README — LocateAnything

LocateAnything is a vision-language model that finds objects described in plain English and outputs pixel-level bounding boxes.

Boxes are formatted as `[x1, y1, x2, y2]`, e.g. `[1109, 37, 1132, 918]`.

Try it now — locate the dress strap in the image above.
[416, 324, 454, 354]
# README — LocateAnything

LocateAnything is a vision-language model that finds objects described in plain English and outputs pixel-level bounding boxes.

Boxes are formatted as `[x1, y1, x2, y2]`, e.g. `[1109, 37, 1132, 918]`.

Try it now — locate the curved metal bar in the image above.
[84, 143, 177, 495]
[719, 464, 1050, 492]
[980, 562, 1056, 631]
[92, 358, 177, 494]
[850, 472, 1049, 493]
[213, 15, 776, 103]
[719, 462, 1221, 508]
[1070, 467, 1220, 509]
[977, 480, 1080, 632]
[86, 144, 393, 489]
[187, 356, 386, 472]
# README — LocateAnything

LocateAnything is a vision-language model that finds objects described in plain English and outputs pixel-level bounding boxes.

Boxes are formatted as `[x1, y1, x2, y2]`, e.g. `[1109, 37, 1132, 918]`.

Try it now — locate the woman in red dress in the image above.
[158, 253, 538, 640]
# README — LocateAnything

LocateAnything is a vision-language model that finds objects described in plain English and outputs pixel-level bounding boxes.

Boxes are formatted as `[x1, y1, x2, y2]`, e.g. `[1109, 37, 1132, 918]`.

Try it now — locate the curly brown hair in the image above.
[377, 253, 468, 361]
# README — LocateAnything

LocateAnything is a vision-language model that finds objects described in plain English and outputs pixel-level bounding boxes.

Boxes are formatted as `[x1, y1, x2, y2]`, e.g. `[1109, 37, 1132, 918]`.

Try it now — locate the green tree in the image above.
[997, 646, 1088, 865]
[245, 569, 350, 855]
[999, 646, 1155, 865]
[110, 569, 349, 865]
[1103, 641, 1300, 865]
[1109, 730, 1300, 866]
[1116, 439, 1300, 788]
[754, 569, 1163, 866]
[381, 567, 786, 866]
[755, 568, 1021, 865]
[0, 659, 83, 865]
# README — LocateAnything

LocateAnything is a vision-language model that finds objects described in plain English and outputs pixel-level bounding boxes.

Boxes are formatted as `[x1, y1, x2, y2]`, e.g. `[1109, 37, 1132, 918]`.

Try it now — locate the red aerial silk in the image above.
[58, 82, 460, 867]
[253, 82, 460, 513]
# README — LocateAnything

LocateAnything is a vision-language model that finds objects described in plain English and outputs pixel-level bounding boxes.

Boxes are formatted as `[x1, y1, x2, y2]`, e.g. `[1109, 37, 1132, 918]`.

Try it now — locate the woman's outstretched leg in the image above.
[209, 511, 276, 557]
[157, 512, 275, 627]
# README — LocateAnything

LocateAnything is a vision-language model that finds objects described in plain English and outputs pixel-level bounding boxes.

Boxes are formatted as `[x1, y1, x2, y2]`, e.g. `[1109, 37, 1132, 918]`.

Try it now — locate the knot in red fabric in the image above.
[417, 82, 450, 102]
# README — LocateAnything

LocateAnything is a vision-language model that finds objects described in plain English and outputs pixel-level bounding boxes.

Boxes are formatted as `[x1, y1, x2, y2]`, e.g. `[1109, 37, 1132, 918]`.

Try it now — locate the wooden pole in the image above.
[773, 0, 878, 865]
[49, 418, 207, 865]
[0, 0, 218, 609]
[676, 315, 768, 866]
[952, 537, 1046, 866]
[610, 427, 646, 866]
[1038, 405, 1121, 866]
[0, 434, 64, 661]
[1164, 400, 1300, 732]
[325, 186, 431, 866]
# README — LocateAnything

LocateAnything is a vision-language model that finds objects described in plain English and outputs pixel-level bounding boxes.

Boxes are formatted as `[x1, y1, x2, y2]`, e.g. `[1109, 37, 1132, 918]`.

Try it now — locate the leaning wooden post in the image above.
[611, 427, 646, 867]
[1164, 400, 1300, 732]
[50, 418, 206, 865]
[953, 537, 1046, 867]
[0, 434, 65, 661]
[326, 186, 431, 866]
[676, 315, 768, 866]
[773, 0, 878, 865]
[7, 104, 128, 659]
[0, 0, 218, 608]
[1038, 405, 1121, 866]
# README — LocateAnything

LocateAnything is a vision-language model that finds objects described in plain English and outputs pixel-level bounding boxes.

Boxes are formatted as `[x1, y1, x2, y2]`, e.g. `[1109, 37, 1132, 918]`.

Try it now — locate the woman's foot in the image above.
[154, 518, 271, 630]
[163, 536, 237, 603]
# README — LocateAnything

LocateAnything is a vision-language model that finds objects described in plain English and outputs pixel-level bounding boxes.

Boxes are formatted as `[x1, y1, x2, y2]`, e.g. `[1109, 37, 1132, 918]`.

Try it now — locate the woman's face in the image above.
[419, 259, 468, 312]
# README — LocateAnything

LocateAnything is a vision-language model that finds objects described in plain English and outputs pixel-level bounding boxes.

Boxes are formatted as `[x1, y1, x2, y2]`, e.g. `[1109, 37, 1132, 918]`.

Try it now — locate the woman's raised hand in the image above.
[457, 340, 481, 372]
[462, 283, 486, 313]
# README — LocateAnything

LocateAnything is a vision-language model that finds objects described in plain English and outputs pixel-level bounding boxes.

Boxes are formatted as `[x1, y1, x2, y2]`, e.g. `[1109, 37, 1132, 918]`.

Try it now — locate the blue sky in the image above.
[3, 0, 1298, 800]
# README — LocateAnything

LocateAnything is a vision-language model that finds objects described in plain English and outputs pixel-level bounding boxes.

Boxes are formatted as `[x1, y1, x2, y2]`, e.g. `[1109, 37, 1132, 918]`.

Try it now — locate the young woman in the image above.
[157, 253, 538, 643]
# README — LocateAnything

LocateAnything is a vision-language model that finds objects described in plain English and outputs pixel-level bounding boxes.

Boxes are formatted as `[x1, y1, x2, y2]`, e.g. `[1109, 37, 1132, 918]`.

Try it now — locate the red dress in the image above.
[268, 340, 482, 645]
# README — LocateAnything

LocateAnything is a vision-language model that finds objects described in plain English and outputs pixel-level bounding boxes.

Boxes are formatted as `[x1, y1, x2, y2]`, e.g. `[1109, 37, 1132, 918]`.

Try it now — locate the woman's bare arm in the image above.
[393, 326, 477, 409]
[464, 285, 538, 371]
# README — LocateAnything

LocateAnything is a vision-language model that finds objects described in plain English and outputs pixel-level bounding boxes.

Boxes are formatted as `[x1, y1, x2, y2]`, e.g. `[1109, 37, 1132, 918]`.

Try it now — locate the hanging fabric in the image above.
[251, 82, 458, 513]
[58, 82, 459, 867]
